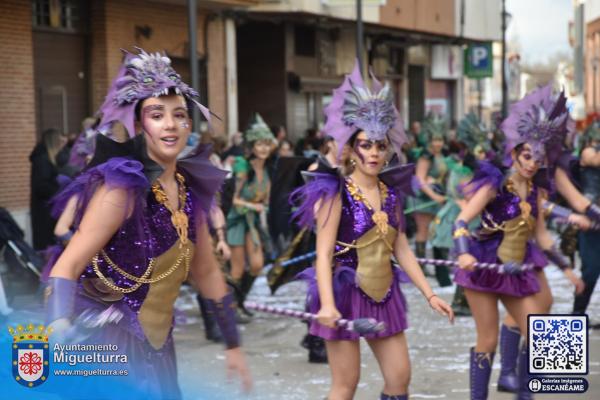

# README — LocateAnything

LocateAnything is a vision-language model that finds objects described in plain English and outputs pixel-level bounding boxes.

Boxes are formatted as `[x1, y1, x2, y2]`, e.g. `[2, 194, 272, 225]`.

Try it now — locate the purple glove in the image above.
[56, 229, 74, 246]
[585, 203, 600, 224]
[452, 220, 470, 255]
[543, 244, 571, 271]
[45, 277, 77, 324]
[204, 292, 240, 349]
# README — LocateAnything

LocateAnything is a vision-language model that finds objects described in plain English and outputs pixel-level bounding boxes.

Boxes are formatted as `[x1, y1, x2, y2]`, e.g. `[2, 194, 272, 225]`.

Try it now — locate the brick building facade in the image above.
[0, 0, 37, 212]
[1, 0, 248, 238]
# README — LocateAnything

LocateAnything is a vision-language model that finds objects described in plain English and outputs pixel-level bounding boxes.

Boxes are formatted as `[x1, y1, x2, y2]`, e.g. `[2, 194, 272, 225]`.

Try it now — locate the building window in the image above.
[33, 0, 50, 26]
[295, 25, 316, 57]
[32, 0, 82, 31]
[389, 48, 405, 75]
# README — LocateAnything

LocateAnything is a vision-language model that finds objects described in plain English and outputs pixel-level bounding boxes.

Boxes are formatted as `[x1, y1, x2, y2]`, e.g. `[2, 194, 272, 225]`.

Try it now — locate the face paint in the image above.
[180, 122, 189, 129]
[353, 138, 389, 163]
[513, 145, 542, 180]
[140, 105, 165, 144]
[353, 140, 366, 164]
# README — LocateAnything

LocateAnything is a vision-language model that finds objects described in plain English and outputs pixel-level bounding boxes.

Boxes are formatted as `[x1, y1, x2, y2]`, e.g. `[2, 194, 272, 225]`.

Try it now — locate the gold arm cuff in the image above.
[452, 227, 470, 238]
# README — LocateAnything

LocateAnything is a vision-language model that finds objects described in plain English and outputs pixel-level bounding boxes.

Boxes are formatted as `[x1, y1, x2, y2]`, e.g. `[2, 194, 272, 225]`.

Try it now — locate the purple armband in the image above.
[452, 220, 470, 255]
[55, 229, 74, 246]
[543, 244, 572, 271]
[542, 201, 572, 220]
[45, 277, 78, 324]
[204, 292, 240, 349]
[585, 203, 600, 224]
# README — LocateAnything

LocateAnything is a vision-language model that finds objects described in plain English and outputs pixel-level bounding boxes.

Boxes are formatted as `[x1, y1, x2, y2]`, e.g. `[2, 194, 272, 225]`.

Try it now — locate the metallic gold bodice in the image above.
[138, 240, 194, 349]
[481, 211, 535, 264]
[335, 223, 397, 302]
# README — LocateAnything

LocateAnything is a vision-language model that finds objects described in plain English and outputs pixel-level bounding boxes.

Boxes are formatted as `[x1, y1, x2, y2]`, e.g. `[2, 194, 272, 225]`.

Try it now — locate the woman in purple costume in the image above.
[44, 48, 251, 399]
[292, 62, 454, 400]
[453, 86, 585, 400]
[493, 87, 592, 395]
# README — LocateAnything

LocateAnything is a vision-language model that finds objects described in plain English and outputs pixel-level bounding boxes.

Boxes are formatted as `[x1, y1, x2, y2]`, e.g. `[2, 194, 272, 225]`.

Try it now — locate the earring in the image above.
[350, 159, 356, 167]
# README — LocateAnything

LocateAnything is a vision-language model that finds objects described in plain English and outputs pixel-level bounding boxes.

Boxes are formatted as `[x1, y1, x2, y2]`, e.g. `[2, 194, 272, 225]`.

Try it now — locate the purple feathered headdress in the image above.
[97, 47, 211, 138]
[501, 84, 572, 166]
[323, 61, 407, 158]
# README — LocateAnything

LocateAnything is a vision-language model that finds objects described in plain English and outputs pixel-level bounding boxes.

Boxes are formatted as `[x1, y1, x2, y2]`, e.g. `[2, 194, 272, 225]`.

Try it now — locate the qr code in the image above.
[528, 315, 587, 375]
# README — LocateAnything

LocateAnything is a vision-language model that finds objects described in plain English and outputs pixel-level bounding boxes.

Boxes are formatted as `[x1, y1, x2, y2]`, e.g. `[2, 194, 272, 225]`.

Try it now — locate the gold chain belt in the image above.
[91, 247, 191, 294]
[334, 235, 394, 257]
[481, 211, 534, 233]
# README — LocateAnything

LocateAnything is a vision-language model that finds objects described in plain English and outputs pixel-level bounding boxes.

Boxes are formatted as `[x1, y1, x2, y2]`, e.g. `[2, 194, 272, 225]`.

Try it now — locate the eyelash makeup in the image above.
[356, 139, 389, 152]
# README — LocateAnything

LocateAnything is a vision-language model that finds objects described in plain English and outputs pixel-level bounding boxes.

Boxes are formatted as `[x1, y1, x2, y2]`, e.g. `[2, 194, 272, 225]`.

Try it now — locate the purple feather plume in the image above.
[463, 161, 505, 196]
[51, 158, 149, 227]
[290, 171, 343, 229]
[324, 61, 407, 159]
[501, 84, 571, 166]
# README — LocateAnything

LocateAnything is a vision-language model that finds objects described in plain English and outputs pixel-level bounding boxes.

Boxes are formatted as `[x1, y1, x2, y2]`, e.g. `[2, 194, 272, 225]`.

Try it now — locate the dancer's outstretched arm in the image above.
[394, 232, 454, 323]
[415, 157, 446, 204]
[192, 217, 230, 300]
[191, 215, 252, 392]
[50, 185, 130, 280]
[555, 168, 591, 212]
[534, 192, 585, 295]
[314, 194, 342, 329]
[46, 186, 131, 338]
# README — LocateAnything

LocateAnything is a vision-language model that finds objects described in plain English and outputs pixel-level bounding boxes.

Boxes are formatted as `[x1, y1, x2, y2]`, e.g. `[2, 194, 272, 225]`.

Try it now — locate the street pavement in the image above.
[2, 256, 596, 399]
[175, 266, 600, 400]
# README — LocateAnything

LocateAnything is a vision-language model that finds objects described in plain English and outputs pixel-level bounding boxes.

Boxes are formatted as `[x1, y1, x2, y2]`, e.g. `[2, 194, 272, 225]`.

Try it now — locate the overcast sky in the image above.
[506, 0, 572, 64]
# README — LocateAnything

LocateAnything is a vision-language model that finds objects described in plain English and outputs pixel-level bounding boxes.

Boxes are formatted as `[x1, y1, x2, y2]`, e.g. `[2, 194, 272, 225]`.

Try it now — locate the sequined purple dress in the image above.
[301, 180, 409, 340]
[454, 164, 547, 297]
[79, 189, 196, 396]
[46, 155, 224, 400]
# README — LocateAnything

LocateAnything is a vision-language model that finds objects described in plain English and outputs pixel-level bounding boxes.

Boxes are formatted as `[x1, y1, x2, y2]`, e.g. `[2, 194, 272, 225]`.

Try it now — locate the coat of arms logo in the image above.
[8, 323, 52, 387]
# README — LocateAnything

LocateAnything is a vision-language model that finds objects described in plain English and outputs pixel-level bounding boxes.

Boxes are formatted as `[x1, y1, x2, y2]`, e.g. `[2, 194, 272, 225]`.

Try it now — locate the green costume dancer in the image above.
[430, 157, 477, 287]
[227, 113, 275, 318]
[446, 113, 490, 314]
[408, 114, 449, 277]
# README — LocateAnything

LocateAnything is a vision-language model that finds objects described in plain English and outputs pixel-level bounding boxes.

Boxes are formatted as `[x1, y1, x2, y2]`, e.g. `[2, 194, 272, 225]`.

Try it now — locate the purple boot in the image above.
[470, 347, 495, 400]
[380, 394, 408, 400]
[498, 325, 521, 392]
[516, 346, 534, 400]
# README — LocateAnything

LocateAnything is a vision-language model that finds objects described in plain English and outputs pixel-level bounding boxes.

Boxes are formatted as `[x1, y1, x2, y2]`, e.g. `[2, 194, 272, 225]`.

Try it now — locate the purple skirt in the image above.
[73, 294, 182, 400]
[299, 265, 408, 340]
[454, 235, 547, 297]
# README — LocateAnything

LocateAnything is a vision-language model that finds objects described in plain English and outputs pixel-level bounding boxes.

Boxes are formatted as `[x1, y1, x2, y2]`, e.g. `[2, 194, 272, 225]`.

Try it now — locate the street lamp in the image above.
[188, 0, 200, 133]
[501, 0, 512, 119]
[356, 0, 364, 77]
